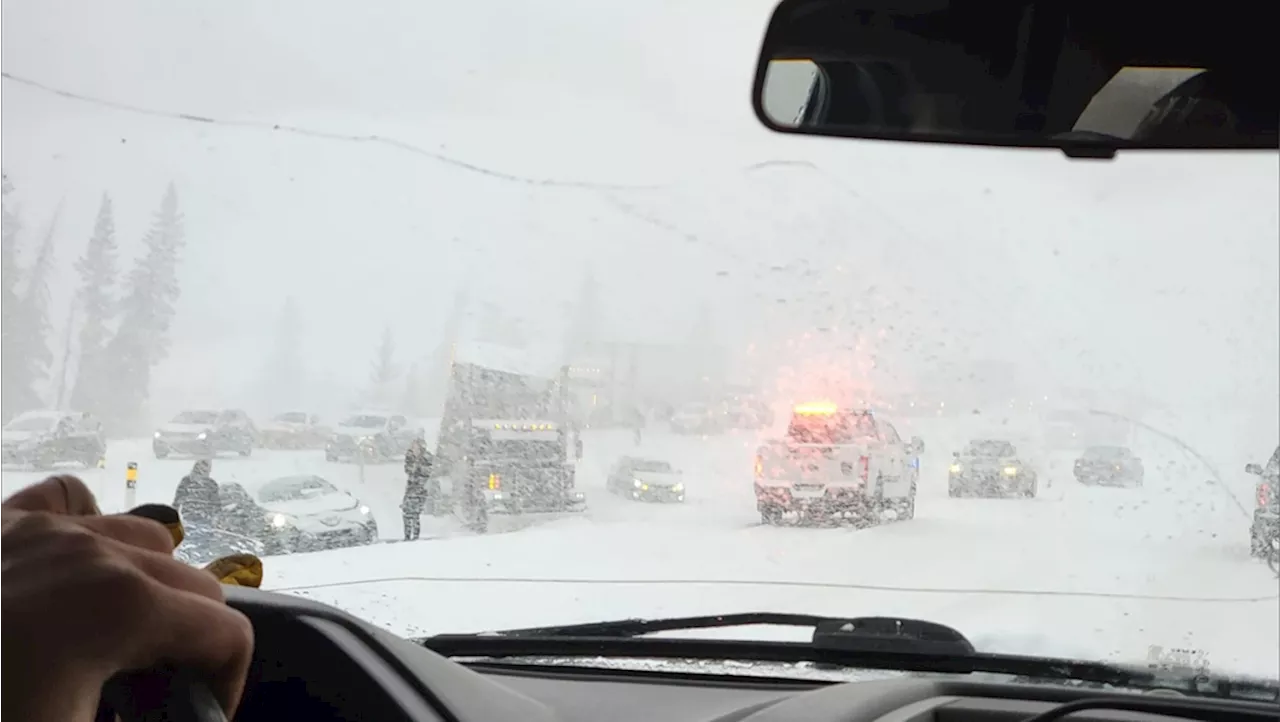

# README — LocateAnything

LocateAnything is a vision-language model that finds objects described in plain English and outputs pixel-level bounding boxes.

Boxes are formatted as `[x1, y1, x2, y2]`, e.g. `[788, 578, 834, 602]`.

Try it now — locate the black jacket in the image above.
[173, 473, 221, 527]
[402, 449, 435, 512]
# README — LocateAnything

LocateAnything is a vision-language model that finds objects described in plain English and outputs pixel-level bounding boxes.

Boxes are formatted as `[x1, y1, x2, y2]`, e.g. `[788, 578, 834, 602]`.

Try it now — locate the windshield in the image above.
[788, 411, 880, 445]
[258, 476, 339, 503]
[2, 0, 1275, 686]
[274, 412, 308, 423]
[633, 460, 674, 473]
[172, 411, 218, 425]
[1084, 446, 1131, 460]
[473, 438, 561, 462]
[966, 441, 1016, 457]
[4, 415, 57, 432]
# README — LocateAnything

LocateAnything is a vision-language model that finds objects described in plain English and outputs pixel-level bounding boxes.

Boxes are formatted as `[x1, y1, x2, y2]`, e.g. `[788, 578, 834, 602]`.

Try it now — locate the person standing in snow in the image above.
[172, 458, 220, 528]
[401, 438, 435, 541]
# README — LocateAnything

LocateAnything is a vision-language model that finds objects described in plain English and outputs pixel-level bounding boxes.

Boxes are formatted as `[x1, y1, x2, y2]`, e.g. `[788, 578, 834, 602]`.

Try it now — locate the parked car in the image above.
[1246, 445, 1279, 559]
[153, 409, 258, 458]
[1, 409, 106, 469]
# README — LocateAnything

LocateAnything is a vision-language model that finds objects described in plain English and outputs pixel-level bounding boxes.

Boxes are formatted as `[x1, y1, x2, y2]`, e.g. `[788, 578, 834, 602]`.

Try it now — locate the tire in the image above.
[238, 445, 253, 458]
[153, 446, 169, 460]
[760, 506, 783, 525]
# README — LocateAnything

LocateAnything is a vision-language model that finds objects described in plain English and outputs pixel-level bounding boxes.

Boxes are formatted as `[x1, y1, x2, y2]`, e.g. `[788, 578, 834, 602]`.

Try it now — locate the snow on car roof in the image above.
[453, 340, 564, 379]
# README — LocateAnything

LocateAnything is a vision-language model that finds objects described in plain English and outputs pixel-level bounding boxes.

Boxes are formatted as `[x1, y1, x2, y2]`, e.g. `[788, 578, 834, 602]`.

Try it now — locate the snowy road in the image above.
[3, 419, 1276, 678]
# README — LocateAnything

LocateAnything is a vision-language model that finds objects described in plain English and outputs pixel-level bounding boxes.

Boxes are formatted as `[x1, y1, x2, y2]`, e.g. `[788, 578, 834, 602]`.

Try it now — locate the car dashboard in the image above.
[219, 588, 1276, 722]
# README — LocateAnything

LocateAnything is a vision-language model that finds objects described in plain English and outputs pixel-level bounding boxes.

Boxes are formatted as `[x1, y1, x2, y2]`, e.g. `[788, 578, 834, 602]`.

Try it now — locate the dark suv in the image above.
[1246, 445, 1279, 558]
[1, 410, 107, 469]
[153, 409, 257, 458]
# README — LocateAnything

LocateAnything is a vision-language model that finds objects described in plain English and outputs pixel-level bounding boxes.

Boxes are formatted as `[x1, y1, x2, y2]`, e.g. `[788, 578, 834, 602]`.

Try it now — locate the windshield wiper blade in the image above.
[486, 612, 971, 647]
[422, 613, 1147, 688]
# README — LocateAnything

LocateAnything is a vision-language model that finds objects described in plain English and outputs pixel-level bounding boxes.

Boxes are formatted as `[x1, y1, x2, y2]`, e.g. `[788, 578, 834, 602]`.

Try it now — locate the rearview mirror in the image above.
[1246, 463, 1262, 475]
[752, 0, 1276, 158]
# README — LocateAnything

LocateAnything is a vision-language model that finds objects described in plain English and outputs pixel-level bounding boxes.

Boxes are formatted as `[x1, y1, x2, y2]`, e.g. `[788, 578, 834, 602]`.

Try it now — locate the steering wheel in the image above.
[100, 669, 227, 722]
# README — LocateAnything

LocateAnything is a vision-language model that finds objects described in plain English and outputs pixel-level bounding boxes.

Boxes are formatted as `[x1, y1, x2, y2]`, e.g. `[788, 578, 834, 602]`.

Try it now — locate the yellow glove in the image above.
[203, 553, 264, 587]
[128, 503, 264, 587]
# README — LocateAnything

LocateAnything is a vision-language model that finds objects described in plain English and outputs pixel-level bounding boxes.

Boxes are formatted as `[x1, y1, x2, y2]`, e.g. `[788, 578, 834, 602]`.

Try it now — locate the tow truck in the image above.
[753, 401, 923, 527]
[435, 342, 586, 532]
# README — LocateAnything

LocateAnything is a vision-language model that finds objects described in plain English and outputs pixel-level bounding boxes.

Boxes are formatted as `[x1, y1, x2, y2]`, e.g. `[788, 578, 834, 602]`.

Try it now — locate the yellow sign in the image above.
[126, 462, 138, 488]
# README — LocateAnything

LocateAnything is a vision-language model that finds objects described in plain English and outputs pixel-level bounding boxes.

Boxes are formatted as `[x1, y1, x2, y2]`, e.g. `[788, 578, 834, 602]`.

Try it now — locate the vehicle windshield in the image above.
[633, 460, 674, 473]
[274, 412, 308, 423]
[4, 415, 57, 432]
[1084, 446, 1131, 460]
[473, 438, 561, 463]
[258, 476, 339, 503]
[967, 441, 1016, 457]
[788, 411, 880, 445]
[2, 0, 1275, 686]
[339, 415, 386, 429]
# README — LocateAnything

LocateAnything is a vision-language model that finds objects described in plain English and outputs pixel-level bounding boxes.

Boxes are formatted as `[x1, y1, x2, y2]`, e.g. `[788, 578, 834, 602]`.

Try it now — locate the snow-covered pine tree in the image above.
[103, 183, 186, 433]
[68, 194, 120, 417]
[0, 173, 36, 422]
[4, 202, 63, 415]
[369, 325, 398, 407]
[260, 297, 306, 412]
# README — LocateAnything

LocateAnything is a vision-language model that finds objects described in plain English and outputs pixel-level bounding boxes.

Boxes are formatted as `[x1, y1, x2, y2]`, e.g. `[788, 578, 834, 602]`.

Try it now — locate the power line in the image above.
[1, 71, 666, 191]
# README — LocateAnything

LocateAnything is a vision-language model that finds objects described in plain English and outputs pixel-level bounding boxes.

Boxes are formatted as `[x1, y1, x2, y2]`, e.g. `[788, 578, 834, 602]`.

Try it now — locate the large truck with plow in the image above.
[435, 342, 586, 532]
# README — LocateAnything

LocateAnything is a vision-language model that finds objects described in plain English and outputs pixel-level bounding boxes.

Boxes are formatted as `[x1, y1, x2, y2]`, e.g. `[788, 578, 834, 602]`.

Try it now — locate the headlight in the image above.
[269, 513, 293, 529]
[197, 432, 208, 440]
[672, 482, 684, 492]
[949, 463, 962, 473]
[1002, 466, 1018, 476]
[154, 431, 161, 439]
[633, 479, 643, 488]
[359, 505, 370, 515]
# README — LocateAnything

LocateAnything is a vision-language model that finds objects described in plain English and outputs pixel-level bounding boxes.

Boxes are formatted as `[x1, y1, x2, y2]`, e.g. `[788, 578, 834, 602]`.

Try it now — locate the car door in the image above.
[387, 415, 411, 454]
[878, 423, 912, 497]
[609, 459, 629, 492]
[51, 415, 76, 458]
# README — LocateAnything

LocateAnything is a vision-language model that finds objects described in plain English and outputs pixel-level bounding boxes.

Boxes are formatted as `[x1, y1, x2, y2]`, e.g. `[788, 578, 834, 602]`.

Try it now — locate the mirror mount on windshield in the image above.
[751, 0, 1278, 157]
[1246, 463, 1262, 475]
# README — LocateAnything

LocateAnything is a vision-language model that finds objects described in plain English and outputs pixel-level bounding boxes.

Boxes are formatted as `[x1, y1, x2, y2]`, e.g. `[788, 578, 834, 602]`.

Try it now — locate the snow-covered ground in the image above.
[4, 419, 1276, 679]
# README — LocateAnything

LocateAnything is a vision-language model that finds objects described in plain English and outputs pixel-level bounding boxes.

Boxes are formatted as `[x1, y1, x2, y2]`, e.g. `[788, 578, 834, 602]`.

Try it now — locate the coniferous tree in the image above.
[103, 183, 186, 432]
[0, 173, 36, 421]
[68, 194, 120, 416]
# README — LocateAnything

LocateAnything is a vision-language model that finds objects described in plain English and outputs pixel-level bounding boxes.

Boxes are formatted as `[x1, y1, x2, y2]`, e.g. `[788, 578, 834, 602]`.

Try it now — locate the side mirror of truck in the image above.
[575, 439, 584, 460]
[909, 436, 924, 455]
[1245, 463, 1263, 475]
[952, 450, 960, 458]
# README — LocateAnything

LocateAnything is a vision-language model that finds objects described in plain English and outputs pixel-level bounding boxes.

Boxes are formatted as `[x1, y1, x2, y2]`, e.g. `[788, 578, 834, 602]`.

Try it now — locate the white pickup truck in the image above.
[753, 402, 923, 526]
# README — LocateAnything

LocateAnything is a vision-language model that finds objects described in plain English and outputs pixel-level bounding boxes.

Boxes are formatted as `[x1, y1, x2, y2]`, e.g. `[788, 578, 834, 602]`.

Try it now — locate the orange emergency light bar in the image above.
[492, 423, 556, 431]
[792, 401, 839, 416]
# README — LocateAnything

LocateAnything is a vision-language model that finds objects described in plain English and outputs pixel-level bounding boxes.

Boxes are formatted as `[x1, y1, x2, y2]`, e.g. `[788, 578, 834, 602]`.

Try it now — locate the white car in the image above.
[606, 457, 685, 502]
[218, 475, 378, 555]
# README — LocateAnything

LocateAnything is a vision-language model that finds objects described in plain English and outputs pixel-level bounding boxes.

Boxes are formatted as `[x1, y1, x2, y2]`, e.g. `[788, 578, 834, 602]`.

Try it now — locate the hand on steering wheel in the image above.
[1, 476, 254, 722]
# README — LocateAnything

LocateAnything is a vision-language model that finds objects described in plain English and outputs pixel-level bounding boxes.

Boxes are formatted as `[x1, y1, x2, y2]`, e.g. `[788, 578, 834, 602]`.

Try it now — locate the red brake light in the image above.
[1259, 484, 1270, 507]
[859, 455, 870, 481]
[754, 455, 764, 480]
